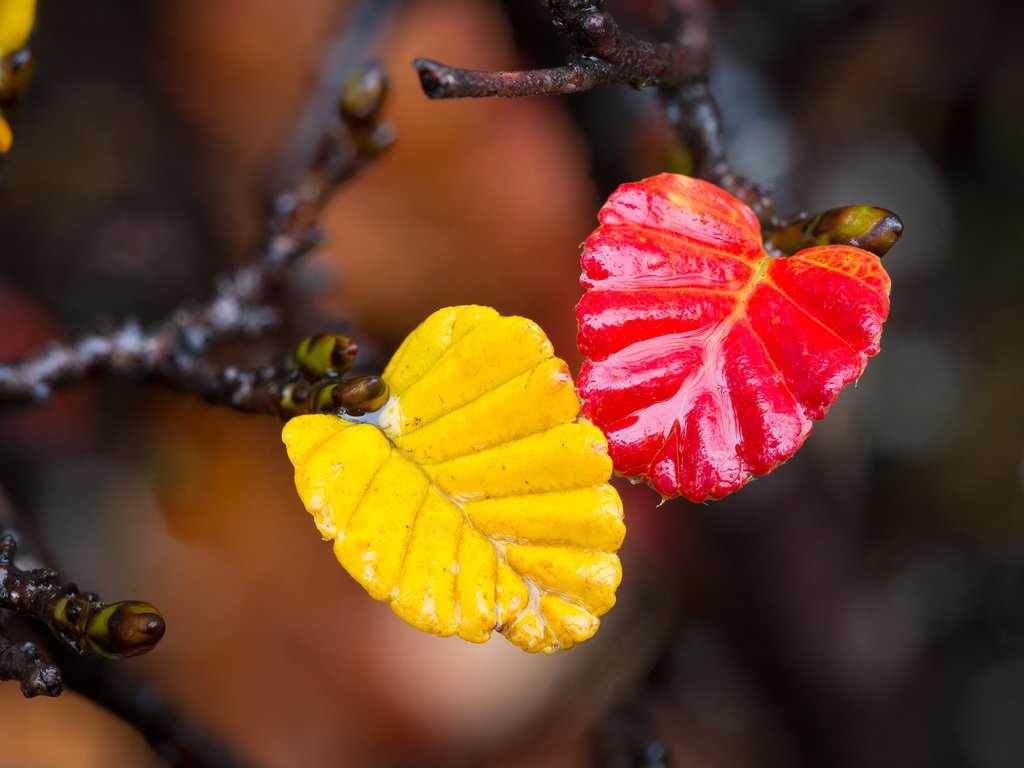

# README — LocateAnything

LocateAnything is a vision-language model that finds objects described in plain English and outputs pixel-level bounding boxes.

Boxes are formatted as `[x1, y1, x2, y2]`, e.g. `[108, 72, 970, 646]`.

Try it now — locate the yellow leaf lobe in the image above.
[283, 305, 625, 653]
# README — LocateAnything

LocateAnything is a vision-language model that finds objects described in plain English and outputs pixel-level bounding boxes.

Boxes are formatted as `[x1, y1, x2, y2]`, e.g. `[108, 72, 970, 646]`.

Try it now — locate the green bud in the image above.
[308, 380, 339, 414]
[294, 333, 358, 379]
[48, 595, 164, 659]
[84, 601, 165, 660]
[340, 61, 387, 125]
[766, 206, 903, 257]
[48, 594, 89, 647]
[339, 62, 394, 159]
[278, 381, 310, 419]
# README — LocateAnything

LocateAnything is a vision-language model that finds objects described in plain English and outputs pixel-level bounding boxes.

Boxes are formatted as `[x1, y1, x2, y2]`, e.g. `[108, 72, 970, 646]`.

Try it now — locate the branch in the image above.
[414, 0, 775, 222]
[0, 635, 62, 698]
[280, 0, 405, 181]
[660, 80, 777, 223]
[415, 59, 611, 99]
[144, 353, 389, 420]
[416, 0, 708, 99]
[0, 533, 164, 698]
[0, 62, 393, 415]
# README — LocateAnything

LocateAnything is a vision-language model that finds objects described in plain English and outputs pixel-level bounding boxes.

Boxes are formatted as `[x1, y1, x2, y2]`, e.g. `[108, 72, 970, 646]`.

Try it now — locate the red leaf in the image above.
[576, 174, 891, 502]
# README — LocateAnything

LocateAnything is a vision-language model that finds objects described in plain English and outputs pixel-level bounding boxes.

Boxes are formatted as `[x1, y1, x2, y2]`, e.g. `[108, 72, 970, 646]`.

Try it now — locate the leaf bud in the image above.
[278, 381, 309, 419]
[308, 375, 389, 416]
[767, 206, 903, 257]
[49, 595, 165, 659]
[83, 601, 166, 659]
[294, 333, 358, 379]
[340, 61, 387, 126]
[308, 380, 339, 414]
[334, 375, 389, 415]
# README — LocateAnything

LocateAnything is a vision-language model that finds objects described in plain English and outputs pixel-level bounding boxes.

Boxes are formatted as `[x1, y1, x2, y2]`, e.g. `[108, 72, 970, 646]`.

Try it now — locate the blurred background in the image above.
[0, 0, 1022, 766]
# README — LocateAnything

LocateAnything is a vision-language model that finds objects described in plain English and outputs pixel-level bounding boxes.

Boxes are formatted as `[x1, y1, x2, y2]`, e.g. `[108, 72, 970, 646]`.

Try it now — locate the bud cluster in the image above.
[280, 333, 389, 418]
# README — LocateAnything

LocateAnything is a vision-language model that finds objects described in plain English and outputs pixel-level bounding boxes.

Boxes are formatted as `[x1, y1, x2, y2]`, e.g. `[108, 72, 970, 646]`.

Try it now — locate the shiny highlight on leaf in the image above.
[576, 173, 892, 502]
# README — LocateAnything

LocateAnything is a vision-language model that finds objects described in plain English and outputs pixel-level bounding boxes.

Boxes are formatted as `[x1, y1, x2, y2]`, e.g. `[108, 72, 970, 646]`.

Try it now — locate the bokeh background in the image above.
[1, 0, 1022, 766]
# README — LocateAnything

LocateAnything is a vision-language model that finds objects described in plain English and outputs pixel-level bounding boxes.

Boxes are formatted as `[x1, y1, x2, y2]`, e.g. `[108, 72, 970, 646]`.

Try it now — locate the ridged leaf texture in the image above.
[284, 306, 624, 653]
[576, 173, 891, 502]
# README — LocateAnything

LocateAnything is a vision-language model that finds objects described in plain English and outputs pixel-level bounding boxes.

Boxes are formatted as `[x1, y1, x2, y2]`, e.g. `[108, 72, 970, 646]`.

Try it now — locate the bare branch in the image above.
[0, 636, 63, 698]
[0, 533, 164, 699]
[281, 0, 406, 181]
[413, 1, 776, 221]
[415, 0, 708, 99]
[0, 62, 393, 415]
[415, 58, 609, 99]
[660, 80, 776, 222]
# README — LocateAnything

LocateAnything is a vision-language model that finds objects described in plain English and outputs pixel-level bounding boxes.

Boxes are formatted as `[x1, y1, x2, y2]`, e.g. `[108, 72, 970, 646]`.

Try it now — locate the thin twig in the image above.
[660, 80, 777, 222]
[415, 59, 614, 98]
[280, 0, 406, 183]
[415, 0, 707, 99]
[0, 635, 63, 698]
[414, 0, 775, 222]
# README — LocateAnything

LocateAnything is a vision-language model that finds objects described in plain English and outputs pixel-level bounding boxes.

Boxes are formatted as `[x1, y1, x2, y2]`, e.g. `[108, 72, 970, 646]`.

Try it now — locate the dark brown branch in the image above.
[415, 0, 708, 99]
[415, 58, 611, 99]
[156, 352, 390, 422]
[414, 0, 775, 222]
[157, 361, 289, 417]
[661, 80, 776, 222]
[0, 635, 63, 698]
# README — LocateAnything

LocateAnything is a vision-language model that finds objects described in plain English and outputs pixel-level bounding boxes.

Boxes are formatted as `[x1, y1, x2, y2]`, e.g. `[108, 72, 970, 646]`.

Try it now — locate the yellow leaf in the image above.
[283, 305, 625, 653]
[0, 116, 11, 154]
[0, 0, 37, 155]
[0, 0, 36, 56]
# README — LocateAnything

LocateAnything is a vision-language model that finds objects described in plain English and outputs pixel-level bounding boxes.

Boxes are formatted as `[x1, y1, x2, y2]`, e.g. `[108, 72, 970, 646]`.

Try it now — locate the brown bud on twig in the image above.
[331, 374, 389, 415]
[308, 375, 389, 417]
[341, 60, 388, 125]
[47, 593, 165, 660]
[85, 601, 166, 659]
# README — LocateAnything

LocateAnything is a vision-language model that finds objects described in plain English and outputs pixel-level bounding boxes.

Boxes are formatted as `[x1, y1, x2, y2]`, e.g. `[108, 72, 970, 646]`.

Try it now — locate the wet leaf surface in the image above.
[576, 174, 891, 502]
